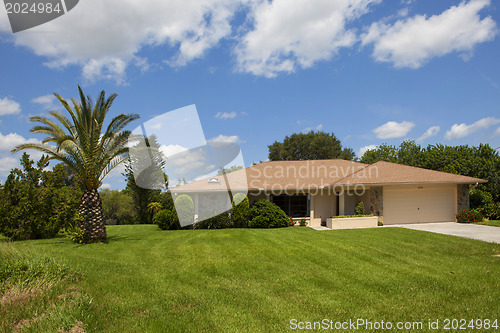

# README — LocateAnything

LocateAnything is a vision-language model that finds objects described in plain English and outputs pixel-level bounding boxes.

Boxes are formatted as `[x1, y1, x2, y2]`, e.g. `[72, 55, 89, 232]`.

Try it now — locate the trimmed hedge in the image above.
[249, 200, 288, 228]
[232, 193, 249, 228]
[174, 194, 194, 226]
[154, 209, 180, 230]
[194, 211, 232, 229]
[456, 209, 483, 223]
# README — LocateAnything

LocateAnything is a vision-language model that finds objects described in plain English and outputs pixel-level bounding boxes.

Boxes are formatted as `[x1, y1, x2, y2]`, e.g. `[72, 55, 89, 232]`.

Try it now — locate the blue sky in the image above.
[0, 0, 499, 189]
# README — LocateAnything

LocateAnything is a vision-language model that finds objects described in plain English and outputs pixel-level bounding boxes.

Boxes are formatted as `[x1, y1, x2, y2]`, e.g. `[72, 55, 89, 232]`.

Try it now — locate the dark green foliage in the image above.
[456, 209, 484, 223]
[100, 189, 136, 224]
[470, 188, 499, 219]
[0, 154, 81, 240]
[248, 200, 289, 228]
[268, 131, 355, 161]
[231, 193, 249, 228]
[154, 209, 180, 230]
[360, 141, 500, 202]
[354, 201, 365, 215]
[124, 135, 168, 224]
[194, 211, 232, 229]
[174, 194, 194, 226]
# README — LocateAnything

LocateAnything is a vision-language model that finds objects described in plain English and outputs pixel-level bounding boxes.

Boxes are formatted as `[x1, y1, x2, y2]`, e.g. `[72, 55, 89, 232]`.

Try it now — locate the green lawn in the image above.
[476, 220, 500, 227]
[1, 225, 500, 332]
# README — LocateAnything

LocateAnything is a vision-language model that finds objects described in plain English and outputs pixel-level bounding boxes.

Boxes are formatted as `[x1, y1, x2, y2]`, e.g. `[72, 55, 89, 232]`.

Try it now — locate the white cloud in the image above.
[416, 125, 440, 142]
[6, 0, 244, 84]
[0, 132, 40, 151]
[100, 183, 111, 189]
[494, 127, 500, 137]
[215, 111, 237, 119]
[302, 124, 324, 133]
[373, 121, 415, 139]
[160, 144, 188, 158]
[32, 94, 59, 110]
[0, 157, 18, 178]
[0, 97, 21, 115]
[445, 117, 500, 140]
[362, 0, 497, 68]
[236, 0, 380, 77]
[358, 144, 378, 157]
[208, 134, 240, 143]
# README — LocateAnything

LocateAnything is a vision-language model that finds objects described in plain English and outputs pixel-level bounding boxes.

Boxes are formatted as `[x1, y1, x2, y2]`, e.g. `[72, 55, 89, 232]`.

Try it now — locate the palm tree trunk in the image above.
[78, 189, 106, 242]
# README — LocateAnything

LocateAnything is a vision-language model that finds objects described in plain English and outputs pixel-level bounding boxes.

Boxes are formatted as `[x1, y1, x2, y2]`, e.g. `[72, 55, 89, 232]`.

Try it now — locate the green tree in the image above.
[100, 189, 136, 224]
[12, 86, 139, 243]
[360, 141, 500, 202]
[268, 131, 355, 161]
[0, 153, 81, 240]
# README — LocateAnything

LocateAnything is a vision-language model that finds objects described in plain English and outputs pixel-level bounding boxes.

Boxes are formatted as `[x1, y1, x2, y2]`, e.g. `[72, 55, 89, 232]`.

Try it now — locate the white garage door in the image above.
[384, 184, 456, 224]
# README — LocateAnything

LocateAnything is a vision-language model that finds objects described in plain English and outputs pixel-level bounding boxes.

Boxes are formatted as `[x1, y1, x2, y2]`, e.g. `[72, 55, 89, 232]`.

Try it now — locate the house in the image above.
[171, 159, 485, 226]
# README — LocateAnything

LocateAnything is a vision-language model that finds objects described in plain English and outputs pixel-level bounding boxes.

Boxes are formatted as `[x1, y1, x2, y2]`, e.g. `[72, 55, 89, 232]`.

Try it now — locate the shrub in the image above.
[232, 193, 249, 228]
[354, 201, 365, 215]
[174, 194, 194, 226]
[194, 211, 232, 229]
[154, 209, 180, 230]
[298, 218, 307, 226]
[288, 218, 296, 226]
[456, 209, 484, 223]
[248, 200, 289, 228]
[470, 188, 499, 219]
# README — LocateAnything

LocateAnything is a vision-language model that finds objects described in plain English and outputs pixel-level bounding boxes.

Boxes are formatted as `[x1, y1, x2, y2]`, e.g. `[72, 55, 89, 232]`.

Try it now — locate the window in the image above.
[271, 194, 309, 218]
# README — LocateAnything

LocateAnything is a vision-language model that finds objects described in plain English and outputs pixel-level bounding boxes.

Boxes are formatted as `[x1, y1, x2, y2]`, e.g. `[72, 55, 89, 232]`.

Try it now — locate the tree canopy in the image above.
[268, 131, 355, 161]
[360, 140, 500, 202]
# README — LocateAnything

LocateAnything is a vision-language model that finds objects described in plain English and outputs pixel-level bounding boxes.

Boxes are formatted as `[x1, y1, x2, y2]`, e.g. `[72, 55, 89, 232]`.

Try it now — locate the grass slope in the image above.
[1, 225, 500, 332]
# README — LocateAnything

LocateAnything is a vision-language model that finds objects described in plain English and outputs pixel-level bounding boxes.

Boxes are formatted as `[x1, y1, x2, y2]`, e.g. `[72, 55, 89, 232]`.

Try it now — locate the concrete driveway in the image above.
[388, 222, 500, 244]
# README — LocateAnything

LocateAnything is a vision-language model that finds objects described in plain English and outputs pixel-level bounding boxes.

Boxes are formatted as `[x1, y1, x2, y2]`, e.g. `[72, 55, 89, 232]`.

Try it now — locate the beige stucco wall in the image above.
[326, 216, 378, 229]
[310, 192, 336, 227]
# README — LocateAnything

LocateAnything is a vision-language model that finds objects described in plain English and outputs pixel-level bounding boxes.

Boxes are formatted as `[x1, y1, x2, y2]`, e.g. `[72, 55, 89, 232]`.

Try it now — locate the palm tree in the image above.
[12, 86, 139, 243]
[147, 202, 163, 216]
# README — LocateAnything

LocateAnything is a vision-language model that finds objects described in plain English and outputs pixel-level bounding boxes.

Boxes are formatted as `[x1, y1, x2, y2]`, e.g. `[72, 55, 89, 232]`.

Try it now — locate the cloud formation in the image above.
[373, 120, 415, 139]
[215, 112, 237, 119]
[236, 0, 380, 77]
[0, 97, 21, 115]
[358, 144, 377, 157]
[416, 126, 440, 142]
[445, 117, 500, 139]
[0, 0, 497, 82]
[362, 0, 497, 68]
[3, 0, 244, 84]
[209, 134, 240, 144]
[32, 94, 59, 110]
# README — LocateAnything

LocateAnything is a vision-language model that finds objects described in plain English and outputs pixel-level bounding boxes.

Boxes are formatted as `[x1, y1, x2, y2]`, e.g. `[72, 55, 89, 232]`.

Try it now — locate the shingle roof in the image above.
[335, 161, 486, 186]
[171, 159, 486, 192]
[172, 159, 367, 192]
